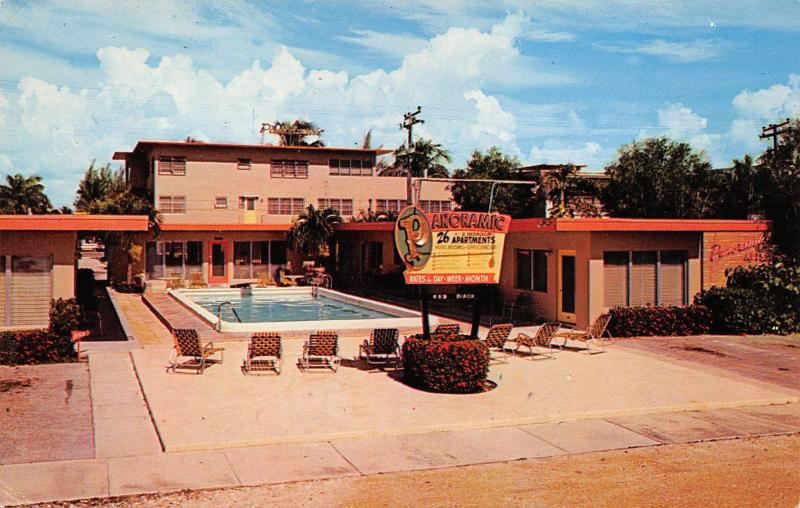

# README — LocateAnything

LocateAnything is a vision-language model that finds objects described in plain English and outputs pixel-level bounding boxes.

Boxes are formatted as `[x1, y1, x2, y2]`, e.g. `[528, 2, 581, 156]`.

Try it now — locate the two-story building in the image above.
[112, 140, 453, 286]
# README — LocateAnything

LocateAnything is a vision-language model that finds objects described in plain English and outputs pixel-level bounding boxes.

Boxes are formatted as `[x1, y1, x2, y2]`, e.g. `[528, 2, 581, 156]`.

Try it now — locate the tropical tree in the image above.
[600, 137, 719, 218]
[88, 190, 161, 286]
[756, 118, 800, 261]
[539, 164, 602, 218]
[286, 204, 341, 260]
[450, 147, 539, 217]
[381, 138, 451, 178]
[714, 155, 766, 220]
[0, 173, 52, 214]
[266, 120, 325, 146]
[74, 161, 114, 211]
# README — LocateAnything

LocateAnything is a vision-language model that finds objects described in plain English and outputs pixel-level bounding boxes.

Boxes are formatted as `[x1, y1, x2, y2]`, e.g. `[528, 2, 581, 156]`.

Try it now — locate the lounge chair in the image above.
[479, 323, 513, 364]
[257, 272, 277, 287]
[242, 332, 282, 375]
[512, 322, 561, 360]
[359, 328, 401, 368]
[433, 323, 461, 336]
[167, 328, 224, 374]
[552, 314, 611, 354]
[188, 272, 207, 288]
[300, 330, 340, 372]
[280, 274, 298, 287]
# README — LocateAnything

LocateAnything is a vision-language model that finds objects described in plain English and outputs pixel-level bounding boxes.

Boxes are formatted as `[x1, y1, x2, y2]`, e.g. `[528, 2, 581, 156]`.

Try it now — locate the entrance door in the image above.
[558, 251, 576, 324]
[209, 241, 228, 284]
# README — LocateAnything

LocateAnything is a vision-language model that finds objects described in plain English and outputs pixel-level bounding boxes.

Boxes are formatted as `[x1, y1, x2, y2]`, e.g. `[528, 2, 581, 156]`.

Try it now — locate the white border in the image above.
[168, 287, 435, 333]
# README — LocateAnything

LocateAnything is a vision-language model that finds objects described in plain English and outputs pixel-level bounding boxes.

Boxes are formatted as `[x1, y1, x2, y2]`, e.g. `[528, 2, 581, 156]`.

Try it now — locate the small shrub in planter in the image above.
[607, 305, 711, 337]
[402, 333, 490, 393]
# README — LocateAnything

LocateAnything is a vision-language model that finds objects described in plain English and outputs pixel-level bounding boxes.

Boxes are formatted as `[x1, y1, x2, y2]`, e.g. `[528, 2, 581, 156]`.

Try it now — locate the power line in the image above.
[760, 118, 792, 152]
[400, 106, 424, 205]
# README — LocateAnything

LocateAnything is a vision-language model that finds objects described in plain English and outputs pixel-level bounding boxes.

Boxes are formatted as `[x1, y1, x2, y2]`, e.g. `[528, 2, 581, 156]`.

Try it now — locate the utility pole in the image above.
[400, 107, 424, 205]
[760, 118, 792, 152]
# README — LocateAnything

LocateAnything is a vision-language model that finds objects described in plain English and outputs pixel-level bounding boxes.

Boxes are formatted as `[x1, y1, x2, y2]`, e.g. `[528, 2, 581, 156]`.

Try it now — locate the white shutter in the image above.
[10, 256, 52, 328]
[0, 257, 6, 325]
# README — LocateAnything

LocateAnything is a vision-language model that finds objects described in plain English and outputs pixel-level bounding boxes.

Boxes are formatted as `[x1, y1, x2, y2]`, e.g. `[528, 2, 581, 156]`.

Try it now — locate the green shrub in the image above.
[694, 261, 800, 334]
[0, 329, 76, 365]
[607, 305, 712, 337]
[402, 334, 489, 393]
[49, 298, 83, 340]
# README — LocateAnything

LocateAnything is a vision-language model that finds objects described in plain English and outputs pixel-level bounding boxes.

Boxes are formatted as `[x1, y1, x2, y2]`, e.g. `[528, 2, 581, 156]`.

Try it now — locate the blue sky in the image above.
[1, 1, 799, 206]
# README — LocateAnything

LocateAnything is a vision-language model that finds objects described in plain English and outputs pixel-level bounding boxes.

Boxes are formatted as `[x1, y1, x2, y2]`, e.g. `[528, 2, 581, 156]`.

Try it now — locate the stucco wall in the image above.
[0, 230, 76, 300]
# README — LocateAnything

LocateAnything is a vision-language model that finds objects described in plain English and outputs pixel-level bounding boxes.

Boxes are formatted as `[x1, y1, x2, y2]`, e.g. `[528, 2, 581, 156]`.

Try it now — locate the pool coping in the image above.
[168, 287, 436, 334]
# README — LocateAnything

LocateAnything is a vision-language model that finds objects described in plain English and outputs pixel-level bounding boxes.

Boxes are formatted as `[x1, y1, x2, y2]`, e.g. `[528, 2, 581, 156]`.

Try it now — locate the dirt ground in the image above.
[0, 363, 93, 464]
[30, 434, 800, 508]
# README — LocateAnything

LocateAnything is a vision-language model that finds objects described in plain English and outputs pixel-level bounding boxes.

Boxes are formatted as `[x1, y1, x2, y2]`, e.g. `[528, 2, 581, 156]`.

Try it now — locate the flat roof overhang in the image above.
[124, 140, 393, 156]
[0, 215, 149, 231]
[510, 218, 770, 233]
[159, 223, 292, 232]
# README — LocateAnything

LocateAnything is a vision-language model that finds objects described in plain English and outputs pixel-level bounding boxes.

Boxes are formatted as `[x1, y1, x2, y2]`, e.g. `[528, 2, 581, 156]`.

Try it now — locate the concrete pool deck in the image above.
[131, 337, 798, 453]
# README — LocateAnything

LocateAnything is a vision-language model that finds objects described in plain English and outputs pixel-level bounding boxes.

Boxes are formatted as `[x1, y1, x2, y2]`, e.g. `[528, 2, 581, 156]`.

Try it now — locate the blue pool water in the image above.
[187, 291, 396, 323]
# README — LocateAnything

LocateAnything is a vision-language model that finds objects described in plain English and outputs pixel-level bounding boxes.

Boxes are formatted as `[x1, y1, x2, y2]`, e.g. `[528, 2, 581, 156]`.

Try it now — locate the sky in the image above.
[1, 1, 799, 207]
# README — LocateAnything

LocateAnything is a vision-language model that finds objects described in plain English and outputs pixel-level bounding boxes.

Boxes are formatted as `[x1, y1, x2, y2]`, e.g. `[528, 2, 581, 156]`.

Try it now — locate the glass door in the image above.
[558, 251, 576, 323]
[209, 240, 228, 284]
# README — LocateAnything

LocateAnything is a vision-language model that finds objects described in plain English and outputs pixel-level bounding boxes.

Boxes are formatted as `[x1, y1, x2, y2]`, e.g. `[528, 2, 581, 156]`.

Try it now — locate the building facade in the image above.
[112, 140, 453, 285]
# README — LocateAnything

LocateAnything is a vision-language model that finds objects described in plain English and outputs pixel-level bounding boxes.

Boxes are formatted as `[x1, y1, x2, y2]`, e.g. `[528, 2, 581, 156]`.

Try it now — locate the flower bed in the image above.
[401, 333, 490, 393]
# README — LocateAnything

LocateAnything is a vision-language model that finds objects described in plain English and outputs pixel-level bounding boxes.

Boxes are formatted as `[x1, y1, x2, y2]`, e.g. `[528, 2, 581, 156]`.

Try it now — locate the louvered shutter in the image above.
[603, 252, 628, 308]
[630, 251, 657, 307]
[10, 256, 52, 327]
[659, 251, 687, 306]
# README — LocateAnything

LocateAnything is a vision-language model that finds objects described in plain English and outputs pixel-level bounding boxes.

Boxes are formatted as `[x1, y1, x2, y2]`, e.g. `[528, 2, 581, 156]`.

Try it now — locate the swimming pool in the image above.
[169, 287, 433, 333]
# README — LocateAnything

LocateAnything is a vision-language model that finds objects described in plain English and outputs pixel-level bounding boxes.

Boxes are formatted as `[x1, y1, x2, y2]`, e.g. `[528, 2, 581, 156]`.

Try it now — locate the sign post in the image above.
[394, 206, 511, 338]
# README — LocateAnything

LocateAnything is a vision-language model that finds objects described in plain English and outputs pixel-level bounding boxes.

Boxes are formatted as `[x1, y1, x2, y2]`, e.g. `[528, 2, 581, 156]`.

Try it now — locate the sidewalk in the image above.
[1, 402, 798, 506]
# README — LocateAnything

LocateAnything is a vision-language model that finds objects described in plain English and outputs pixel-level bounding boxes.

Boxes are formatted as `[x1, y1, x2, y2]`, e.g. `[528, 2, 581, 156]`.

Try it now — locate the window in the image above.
[9, 255, 52, 327]
[238, 196, 258, 210]
[214, 197, 228, 209]
[146, 241, 202, 280]
[271, 160, 308, 178]
[419, 200, 452, 212]
[157, 156, 186, 175]
[267, 197, 304, 215]
[376, 199, 405, 213]
[318, 198, 353, 216]
[603, 250, 688, 308]
[329, 158, 373, 176]
[237, 158, 251, 170]
[158, 196, 186, 213]
[233, 240, 285, 279]
[515, 249, 548, 292]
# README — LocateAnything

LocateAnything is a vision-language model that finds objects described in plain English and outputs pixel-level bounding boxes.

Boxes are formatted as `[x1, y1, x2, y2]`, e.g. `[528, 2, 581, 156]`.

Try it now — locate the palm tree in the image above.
[540, 164, 601, 218]
[381, 138, 451, 178]
[266, 120, 325, 146]
[0, 173, 52, 214]
[74, 161, 114, 211]
[286, 204, 341, 260]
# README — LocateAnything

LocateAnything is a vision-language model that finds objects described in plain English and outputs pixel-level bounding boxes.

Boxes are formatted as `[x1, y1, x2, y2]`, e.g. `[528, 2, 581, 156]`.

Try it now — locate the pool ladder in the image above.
[216, 301, 242, 331]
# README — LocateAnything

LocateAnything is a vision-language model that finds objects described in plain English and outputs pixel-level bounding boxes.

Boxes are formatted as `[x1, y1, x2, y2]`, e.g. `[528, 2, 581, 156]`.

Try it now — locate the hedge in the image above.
[0, 329, 76, 365]
[607, 305, 712, 338]
[402, 333, 489, 393]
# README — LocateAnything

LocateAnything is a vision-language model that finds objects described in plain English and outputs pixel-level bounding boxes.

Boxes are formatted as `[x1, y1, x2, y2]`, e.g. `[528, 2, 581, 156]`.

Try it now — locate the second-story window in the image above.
[318, 198, 353, 216]
[214, 196, 228, 209]
[237, 158, 251, 170]
[267, 197, 304, 215]
[419, 200, 452, 212]
[238, 196, 258, 210]
[330, 159, 373, 176]
[375, 199, 405, 213]
[158, 195, 186, 213]
[157, 156, 186, 175]
[270, 160, 308, 178]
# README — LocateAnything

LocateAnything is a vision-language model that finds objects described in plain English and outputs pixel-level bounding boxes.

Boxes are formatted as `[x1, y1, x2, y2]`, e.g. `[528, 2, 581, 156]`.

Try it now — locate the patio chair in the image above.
[188, 271, 207, 288]
[167, 328, 225, 374]
[257, 272, 277, 287]
[242, 332, 282, 375]
[300, 330, 340, 372]
[552, 314, 611, 354]
[359, 328, 401, 369]
[280, 274, 298, 287]
[479, 323, 513, 364]
[512, 322, 561, 360]
[433, 323, 461, 336]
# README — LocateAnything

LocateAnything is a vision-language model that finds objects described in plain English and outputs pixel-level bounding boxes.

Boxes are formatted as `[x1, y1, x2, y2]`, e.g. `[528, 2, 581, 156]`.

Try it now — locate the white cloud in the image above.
[464, 89, 517, 146]
[529, 141, 606, 169]
[658, 103, 707, 138]
[338, 30, 430, 58]
[524, 29, 575, 42]
[597, 39, 724, 63]
[0, 14, 558, 205]
[731, 74, 800, 119]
